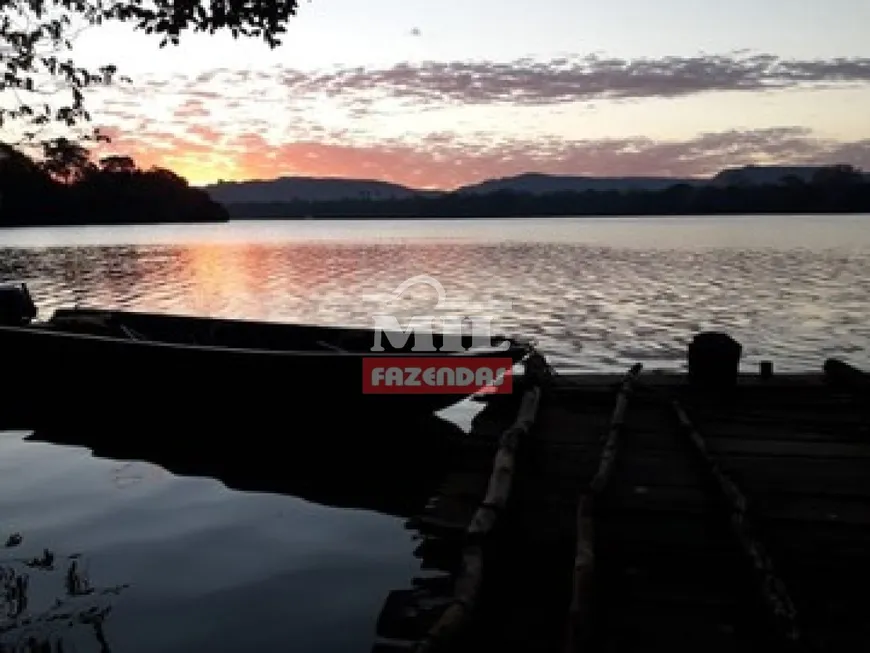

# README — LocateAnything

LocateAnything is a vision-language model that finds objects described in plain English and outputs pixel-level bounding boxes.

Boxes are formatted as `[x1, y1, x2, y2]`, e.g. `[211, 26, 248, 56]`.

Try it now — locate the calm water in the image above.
[0, 433, 420, 653]
[1, 214, 869, 651]
[2, 215, 869, 371]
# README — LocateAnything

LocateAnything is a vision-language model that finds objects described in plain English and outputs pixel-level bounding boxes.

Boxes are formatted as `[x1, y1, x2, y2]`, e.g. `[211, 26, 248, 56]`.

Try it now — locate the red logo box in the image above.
[362, 357, 515, 394]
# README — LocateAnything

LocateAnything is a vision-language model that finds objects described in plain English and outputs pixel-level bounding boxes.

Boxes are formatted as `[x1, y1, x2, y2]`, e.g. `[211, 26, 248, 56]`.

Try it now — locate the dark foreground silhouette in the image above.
[26, 410, 466, 520]
[0, 141, 228, 227]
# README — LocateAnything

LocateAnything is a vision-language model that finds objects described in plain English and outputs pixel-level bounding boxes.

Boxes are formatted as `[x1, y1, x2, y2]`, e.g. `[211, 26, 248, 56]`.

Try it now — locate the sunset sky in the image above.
[63, 0, 870, 187]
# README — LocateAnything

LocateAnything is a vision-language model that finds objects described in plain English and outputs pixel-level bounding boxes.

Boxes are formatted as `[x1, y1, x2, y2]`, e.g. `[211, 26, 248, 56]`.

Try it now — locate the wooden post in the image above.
[563, 363, 642, 653]
[414, 360, 543, 653]
[688, 332, 742, 388]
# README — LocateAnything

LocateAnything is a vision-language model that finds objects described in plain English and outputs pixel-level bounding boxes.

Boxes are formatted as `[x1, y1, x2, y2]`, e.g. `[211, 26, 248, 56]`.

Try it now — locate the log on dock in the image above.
[564, 363, 643, 653]
[372, 354, 547, 653]
[672, 399, 802, 650]
[415, 380, 542, 653]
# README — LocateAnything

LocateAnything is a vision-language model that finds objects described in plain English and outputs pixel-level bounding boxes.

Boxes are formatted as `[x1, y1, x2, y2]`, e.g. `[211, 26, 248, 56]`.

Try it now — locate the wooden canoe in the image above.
[0, 305, 530, 430]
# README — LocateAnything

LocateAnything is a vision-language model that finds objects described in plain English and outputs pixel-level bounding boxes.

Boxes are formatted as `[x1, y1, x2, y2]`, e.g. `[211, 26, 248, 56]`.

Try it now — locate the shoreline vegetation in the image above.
[2, 142, 869, 227]
[0, 141, 228, 228]
[224, 165, 870, 220]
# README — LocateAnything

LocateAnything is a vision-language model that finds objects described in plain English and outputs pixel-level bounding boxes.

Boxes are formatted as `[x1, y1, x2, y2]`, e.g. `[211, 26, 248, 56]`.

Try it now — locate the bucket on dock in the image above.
[687, 332, 742, 388]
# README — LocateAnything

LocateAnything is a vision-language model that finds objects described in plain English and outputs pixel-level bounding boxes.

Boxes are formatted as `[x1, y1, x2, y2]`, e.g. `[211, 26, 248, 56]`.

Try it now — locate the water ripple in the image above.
[1, 218, 869, 373]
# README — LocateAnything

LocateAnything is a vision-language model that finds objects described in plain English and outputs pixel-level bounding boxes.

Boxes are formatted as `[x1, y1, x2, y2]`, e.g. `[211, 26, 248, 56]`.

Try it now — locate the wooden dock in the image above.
[374, 341, 870, 653]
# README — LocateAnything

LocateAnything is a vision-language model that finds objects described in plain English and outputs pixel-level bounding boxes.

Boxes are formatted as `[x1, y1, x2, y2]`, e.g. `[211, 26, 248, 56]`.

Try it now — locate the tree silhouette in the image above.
[811, 164, 865, 186]
[0, 1, 301, 146]
[0, 141, 228, 226]
[39, 138, 96, 183]
[99, 155, 136, 174]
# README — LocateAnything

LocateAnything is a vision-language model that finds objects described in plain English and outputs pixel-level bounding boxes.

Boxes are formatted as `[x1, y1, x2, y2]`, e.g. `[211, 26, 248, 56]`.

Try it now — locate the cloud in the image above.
[284, 53, 870, 106]
[93, 125, 870, 188]
[82, 50, 870, 186]
[117, 52, 870, 111]
[173, 99, 210, 119]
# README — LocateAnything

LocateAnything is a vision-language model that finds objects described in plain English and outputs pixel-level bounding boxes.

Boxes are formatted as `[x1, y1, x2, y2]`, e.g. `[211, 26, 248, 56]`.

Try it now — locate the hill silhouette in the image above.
[205, 176, 432, 204]
[203, 165, 870, 205]
[214, 165, 870, 219]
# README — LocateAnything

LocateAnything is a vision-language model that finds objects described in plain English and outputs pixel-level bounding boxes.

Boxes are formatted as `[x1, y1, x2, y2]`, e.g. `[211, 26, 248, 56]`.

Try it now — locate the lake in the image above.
[0, 433, 422, 653]
[2, 215, 869, 371]
[1, 214, 869, 651]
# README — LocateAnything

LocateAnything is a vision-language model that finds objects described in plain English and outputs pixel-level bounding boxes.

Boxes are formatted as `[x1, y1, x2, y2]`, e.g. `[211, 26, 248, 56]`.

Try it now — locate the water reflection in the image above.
[1, 533, 126, 652]
[0, 430, 424, 653]
[27, 411, 464, 520]
[1, 219, 869, 371]
[1, 413, 464, 651]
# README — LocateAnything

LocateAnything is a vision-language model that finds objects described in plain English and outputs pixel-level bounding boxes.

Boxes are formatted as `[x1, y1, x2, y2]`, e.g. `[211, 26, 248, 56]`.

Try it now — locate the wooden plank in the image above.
[604, 452, 870, 498]
[411, 574, 453, 593]
[704, 436, 870, 458]
[607, 485, 870, 525]
[623, 422, 870, 446]
[593, 610, 760, 653]
[555, 373, 831, 391]
[414, 537, 463, 573]
[421, 494, 485, 524]
[408, 514, 470, 538]
[371, 637, 417, 653]
[761, 520, 870, 557]
[690, 413, 869, 438]
[430, 473, 490, 500]
[595, 514, 738, 556]
[375, 590, 453, 641]
[531, 403, 610, 443]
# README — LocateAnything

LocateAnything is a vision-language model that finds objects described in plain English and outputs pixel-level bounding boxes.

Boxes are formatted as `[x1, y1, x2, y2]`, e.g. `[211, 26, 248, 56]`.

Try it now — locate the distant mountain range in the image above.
[201, 165, 862, 206]
[457, 172, 694, 195]
[204, 176, 428, 204]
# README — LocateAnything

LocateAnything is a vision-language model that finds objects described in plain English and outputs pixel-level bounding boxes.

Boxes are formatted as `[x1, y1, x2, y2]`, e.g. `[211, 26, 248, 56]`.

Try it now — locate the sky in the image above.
[28, 0, 870, 186]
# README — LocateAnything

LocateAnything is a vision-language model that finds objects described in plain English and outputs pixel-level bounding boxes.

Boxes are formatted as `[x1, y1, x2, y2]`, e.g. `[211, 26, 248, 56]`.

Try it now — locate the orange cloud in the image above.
[82, 51, 870, 188]
[93, 125, 870, 188]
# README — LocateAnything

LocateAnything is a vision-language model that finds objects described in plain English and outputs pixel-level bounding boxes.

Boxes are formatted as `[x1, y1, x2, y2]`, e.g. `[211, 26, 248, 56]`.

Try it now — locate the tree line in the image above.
[224, 165, 870, 219]
[0, 140, 228, 227]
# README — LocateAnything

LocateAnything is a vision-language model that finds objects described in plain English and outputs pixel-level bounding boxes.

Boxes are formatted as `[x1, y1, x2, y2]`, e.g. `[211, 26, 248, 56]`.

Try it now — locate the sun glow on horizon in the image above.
[51, 0, 870, 186]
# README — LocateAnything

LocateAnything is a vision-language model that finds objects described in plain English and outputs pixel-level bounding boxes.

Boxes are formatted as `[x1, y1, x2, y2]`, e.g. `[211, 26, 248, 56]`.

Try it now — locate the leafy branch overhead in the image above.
[0, 0, 301, 141]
